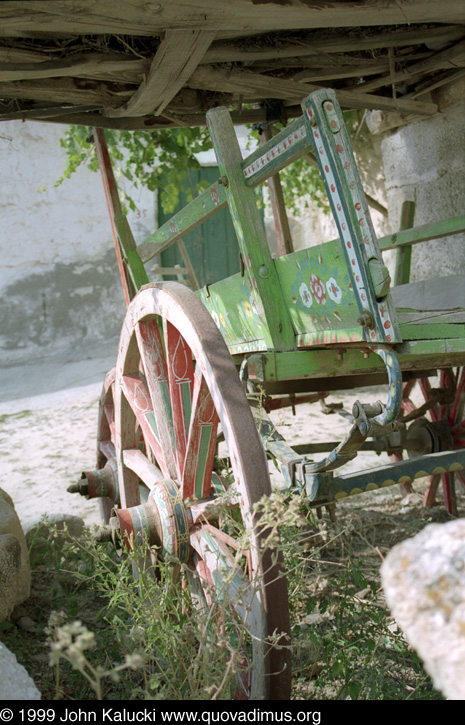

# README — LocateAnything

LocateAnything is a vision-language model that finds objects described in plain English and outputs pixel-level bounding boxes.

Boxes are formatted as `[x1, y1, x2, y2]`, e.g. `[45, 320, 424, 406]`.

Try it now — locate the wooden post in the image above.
[94, 128, 149, 302]
[394, 200, 416, 287]
[177, 237, 200, 290]
[261, 127, 294, 256]
[206, 106, 295, 352]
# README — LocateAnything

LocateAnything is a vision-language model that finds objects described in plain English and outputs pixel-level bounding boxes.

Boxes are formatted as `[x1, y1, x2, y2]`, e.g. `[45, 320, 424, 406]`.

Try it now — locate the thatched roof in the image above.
[1, 1, 464, 129]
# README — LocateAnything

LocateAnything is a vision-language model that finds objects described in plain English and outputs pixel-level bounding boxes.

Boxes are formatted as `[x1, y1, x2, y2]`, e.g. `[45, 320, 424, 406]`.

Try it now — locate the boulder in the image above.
[381, 519, 465, 700]
[0, 641, 41, 700]
[0, 489, 30, 622]
[23, 512, 85, 543]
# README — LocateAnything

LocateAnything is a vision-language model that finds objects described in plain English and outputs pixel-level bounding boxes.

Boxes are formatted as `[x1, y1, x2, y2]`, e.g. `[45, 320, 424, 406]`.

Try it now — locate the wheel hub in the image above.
[114, 479, 191, 563]
[406, 418, 453, 458]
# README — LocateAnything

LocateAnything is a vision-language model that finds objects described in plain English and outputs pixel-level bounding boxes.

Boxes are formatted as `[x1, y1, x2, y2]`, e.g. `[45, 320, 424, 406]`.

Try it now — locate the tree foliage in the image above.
[56, 113, 362, 217]
[56, 125, 213, 214]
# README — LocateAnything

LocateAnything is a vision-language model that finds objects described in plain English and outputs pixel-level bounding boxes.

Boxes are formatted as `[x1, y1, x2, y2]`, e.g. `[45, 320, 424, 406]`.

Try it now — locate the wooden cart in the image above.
[66, 88, 465, 700]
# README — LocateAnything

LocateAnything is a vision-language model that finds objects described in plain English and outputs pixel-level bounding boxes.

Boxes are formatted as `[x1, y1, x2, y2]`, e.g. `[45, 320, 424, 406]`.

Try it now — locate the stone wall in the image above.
[377, 79, 465, 282]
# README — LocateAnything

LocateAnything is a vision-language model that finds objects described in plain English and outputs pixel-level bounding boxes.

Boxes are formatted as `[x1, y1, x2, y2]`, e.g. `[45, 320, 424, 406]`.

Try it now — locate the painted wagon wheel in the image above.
[95, 367, 118, 523]
[94, 367, 148, 523]
[70, 368, 121, 523]
[112, 282, 291, 700]
[393, 368, 465, 516]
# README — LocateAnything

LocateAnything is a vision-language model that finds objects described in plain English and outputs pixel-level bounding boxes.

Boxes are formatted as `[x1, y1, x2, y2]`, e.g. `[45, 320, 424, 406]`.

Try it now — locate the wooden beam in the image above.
[262, 126, 294, 257]
[0, 103, 100, 121]
[205, 25, 465, 63]
[188, 66, 438, 115]
[104, 30, 215, 118]
[0, 77, 135, 107]
[354, 37, 465, 94]
[0, 45, 51, 63]
[31, 105, 304, 130]
[1, 2, 464, 39]
[378, 214, 465, 252]
[292, 62, 391, 84]
[409, 68, 465, 99]
[0, 53, 149, 84]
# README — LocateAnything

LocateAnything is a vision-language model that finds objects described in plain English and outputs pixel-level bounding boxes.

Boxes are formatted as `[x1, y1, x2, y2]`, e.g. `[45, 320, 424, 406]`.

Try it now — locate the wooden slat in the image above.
[136, 179, 227, 264]
[394, 200, 416, 287]
[205, 25, 465, 62]
[0, 103, 101, 121]
[392, 274, 465, 313]
[1, 2, 463, 38]
[0, 77, 134, 107]
[30, 105, 301, 130]
[188, 66, 438, 115]
[242, 118, 311, 186]
[354, 38, 465, 94]
[151, 265, 189, 276]
[409, 68, 465, 100]
[0, 53, 149, 83]
[261, 126, 294, 256]
[104, 30, 215, 118]
[177, 238, 200, 290]
[378, 214, 465, 252]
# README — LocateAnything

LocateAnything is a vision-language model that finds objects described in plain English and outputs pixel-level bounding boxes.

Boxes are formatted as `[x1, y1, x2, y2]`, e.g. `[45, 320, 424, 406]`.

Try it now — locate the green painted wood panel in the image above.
[158, 167, 240, 288]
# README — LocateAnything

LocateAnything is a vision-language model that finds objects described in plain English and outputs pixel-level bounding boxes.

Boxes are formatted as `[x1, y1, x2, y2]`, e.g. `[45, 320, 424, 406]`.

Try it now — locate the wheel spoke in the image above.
[99, 439, 116, 461]
[182, 371, 219, 501]
[164, 320, 195, 481]
[122, 448, 164, 488]
[423, 473, 440, 508]
[136, 319, 177, 480]
[96, 368, 119, 521]
[441, 472, 457, 517]
[456, 471, 465, 493]
[450, 367, 465, 427]
[121, 373, 169, 481]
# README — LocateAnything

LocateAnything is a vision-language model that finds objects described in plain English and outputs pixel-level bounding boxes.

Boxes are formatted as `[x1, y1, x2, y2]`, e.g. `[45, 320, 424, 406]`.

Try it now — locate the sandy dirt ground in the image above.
[0, 342, 402, 531]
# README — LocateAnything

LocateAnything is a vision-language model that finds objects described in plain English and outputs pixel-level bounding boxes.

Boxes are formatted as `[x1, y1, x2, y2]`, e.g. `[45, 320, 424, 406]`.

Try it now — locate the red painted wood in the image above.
[93, 127, 135, 306]
[182, 371, 219, 501]
[136, 320, 177, 480]
[165, 320, 195, 481]
[441, 472, 457, 516]
[449, 367, 465, 426]
[99, 439, 116, 461]
[121, 373, 169, 478]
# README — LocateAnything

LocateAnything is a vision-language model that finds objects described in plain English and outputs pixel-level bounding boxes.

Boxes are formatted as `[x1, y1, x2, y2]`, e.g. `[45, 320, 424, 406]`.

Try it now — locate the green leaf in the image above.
[306, 596, 316, 614]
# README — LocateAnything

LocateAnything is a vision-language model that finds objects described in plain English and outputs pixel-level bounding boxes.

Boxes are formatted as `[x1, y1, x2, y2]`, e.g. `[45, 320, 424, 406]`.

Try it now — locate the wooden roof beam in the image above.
[205, 25, 465, 63]
[187, 66, 438, 115]
[103, 30, 215, 118]
[353, 37, 465, 94]
[1, 1, 464, 38]
[0, 77, 135, 107]
[0, 53, 149, 84]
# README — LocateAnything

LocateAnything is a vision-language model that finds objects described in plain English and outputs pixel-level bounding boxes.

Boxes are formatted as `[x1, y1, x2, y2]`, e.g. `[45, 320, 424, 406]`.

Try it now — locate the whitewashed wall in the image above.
[0, 121, 156, 364]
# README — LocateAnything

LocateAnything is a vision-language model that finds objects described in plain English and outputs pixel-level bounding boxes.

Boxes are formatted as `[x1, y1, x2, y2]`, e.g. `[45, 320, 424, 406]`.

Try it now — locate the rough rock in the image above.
[0, 641, 41, 700]
[23, 512, 85, 543]
[0, 488, 30, 621]
[381, 519, 465, 700]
